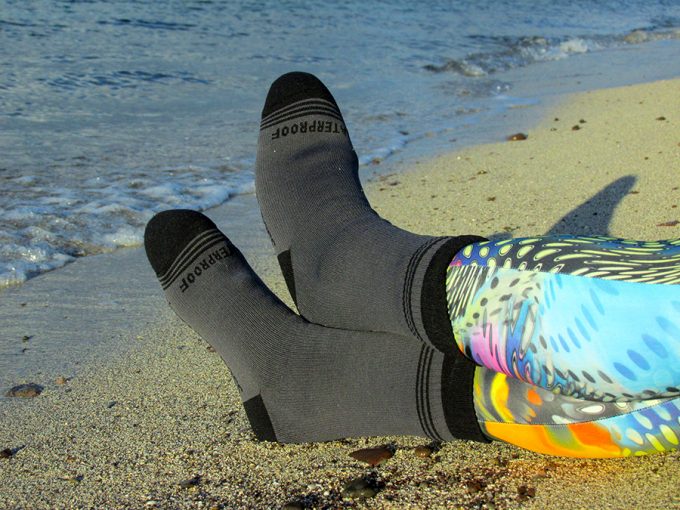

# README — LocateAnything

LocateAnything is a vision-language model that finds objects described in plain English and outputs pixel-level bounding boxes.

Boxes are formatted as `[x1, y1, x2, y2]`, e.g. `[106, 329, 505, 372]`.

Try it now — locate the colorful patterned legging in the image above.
[447, 235, 680, 457]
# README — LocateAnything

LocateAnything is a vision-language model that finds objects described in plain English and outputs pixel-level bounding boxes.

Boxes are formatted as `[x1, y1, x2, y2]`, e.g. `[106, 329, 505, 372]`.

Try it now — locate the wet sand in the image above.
[1, 79, 679, 509]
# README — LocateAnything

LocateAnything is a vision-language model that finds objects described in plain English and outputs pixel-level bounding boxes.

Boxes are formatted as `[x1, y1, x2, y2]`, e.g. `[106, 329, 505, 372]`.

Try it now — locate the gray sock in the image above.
[144, 210, 485, 442]
[255, 72, 485, 353]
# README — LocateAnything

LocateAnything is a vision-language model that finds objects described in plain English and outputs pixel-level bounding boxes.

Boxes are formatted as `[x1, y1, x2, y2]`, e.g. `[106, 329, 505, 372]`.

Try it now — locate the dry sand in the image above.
[1, 79, 679, 509]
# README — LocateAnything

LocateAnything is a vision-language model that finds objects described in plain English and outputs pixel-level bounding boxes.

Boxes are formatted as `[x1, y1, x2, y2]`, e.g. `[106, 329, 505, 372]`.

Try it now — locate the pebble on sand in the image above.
[466, 480, 485, 494]
[342, 476, 382, 500]
[60, 475, 84, 484]
[1, 448, 14, 459]
[179, 475, 201, 489]
[506, 133, 528, 141]
[55, 376, 68, 385]
[349, 446, 394, 466]
[414, 445, 433, 458]
[517, 484, 537, 500]
[281, 502, 304, 510]
[5, 383, 44, 398]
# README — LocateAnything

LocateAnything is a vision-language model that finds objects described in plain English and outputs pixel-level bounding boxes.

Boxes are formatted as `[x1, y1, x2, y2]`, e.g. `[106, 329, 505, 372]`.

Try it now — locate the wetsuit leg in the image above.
[447, 236, 680, 401]
[474, 367, 680, 458]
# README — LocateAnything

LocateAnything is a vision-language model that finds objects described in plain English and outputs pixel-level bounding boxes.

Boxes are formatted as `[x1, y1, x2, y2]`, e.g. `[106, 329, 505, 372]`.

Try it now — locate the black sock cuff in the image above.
[441, 355, 490, 442]
[424, 235, 490, 442]
[420, 235, 487, 353]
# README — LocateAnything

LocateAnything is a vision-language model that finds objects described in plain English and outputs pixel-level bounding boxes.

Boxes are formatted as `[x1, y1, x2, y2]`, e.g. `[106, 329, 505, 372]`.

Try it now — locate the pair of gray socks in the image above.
[144, 73, 486, 443]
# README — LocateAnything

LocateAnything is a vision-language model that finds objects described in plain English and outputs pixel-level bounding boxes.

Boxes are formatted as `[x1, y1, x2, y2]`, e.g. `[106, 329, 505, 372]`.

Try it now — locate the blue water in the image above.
[2, 0, 680, 287]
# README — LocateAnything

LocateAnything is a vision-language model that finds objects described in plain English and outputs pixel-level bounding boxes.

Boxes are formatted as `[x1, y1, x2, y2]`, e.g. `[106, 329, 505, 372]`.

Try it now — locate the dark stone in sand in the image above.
[466, 480, 485, 494]
[571, 125, 581, 131]
[495, 456, 509, 467]
[507, 133, 528, 141]
[656, 116, 666, 121]
[349, 445, 394, 466]
[281, 502, 304, 510]
[342, 476, 382, 500]
[179, 475, 201, 489]
[5, 383, 44, 398]
[1, 448, 13, 459]
[21, 335, 32, 342]
[282, 494, 319, 509]
[517, 484, 536, 499]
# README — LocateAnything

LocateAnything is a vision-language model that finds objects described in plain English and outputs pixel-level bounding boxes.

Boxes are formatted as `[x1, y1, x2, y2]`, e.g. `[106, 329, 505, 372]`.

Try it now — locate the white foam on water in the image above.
[0, 166, 255, 288]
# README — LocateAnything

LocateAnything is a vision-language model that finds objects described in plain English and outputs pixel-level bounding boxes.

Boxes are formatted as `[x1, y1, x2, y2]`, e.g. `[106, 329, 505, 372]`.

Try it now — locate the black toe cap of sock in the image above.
[144, 209, 219, 277]
[262, 72, 339, 118]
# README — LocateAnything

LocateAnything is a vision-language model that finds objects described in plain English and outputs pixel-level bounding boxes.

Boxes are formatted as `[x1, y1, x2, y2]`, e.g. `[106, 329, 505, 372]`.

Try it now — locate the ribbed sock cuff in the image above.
[441, 354, 490, 442]
[418, 235, 487, 353]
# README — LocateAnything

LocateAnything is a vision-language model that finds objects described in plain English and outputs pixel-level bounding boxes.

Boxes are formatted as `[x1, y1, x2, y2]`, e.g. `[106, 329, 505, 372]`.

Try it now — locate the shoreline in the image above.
[2, 78, 679, 508]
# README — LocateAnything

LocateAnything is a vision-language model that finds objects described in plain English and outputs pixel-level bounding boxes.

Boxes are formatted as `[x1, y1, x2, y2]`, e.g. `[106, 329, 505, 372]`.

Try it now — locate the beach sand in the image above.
[1, 79, 679, 509]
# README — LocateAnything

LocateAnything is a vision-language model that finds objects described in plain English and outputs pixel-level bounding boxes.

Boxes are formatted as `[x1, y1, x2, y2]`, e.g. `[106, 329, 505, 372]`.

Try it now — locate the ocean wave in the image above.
[41, 69, 210, 92]
[424, 28, 680, 77]
[97, 18, 197, 31]
[0, 167, 254, 289]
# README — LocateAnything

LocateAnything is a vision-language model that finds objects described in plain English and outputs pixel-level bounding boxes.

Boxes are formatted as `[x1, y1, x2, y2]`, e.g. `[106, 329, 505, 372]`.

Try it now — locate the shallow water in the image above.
[2, 0, 680, 287]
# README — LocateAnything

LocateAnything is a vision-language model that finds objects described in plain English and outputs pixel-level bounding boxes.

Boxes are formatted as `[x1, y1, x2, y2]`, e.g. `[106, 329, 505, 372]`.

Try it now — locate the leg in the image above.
[475, 368, 680, 458]
[145, 211, 679, 457]
[255, 72, 680, 402]
[448, 236, 680, 401]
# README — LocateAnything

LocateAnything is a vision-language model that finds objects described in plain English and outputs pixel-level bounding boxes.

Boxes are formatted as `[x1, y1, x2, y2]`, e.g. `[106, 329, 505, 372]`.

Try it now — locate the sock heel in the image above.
[243, 394, 278, 442]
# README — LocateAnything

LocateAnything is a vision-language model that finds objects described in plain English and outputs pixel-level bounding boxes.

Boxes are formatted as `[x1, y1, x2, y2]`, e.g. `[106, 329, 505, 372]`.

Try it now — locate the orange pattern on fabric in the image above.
[527, 388, 542, 406]
[483, 421, 624, 458]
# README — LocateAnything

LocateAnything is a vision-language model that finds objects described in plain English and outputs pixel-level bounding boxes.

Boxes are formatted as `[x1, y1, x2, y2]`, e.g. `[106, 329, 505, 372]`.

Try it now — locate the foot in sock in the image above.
[143, 209, 484, 443]
[255, 72, 485, 353]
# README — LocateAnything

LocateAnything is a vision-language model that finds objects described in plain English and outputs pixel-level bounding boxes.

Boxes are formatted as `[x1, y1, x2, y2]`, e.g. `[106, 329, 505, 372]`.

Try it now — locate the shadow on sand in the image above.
[487, 175, 636, 241]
